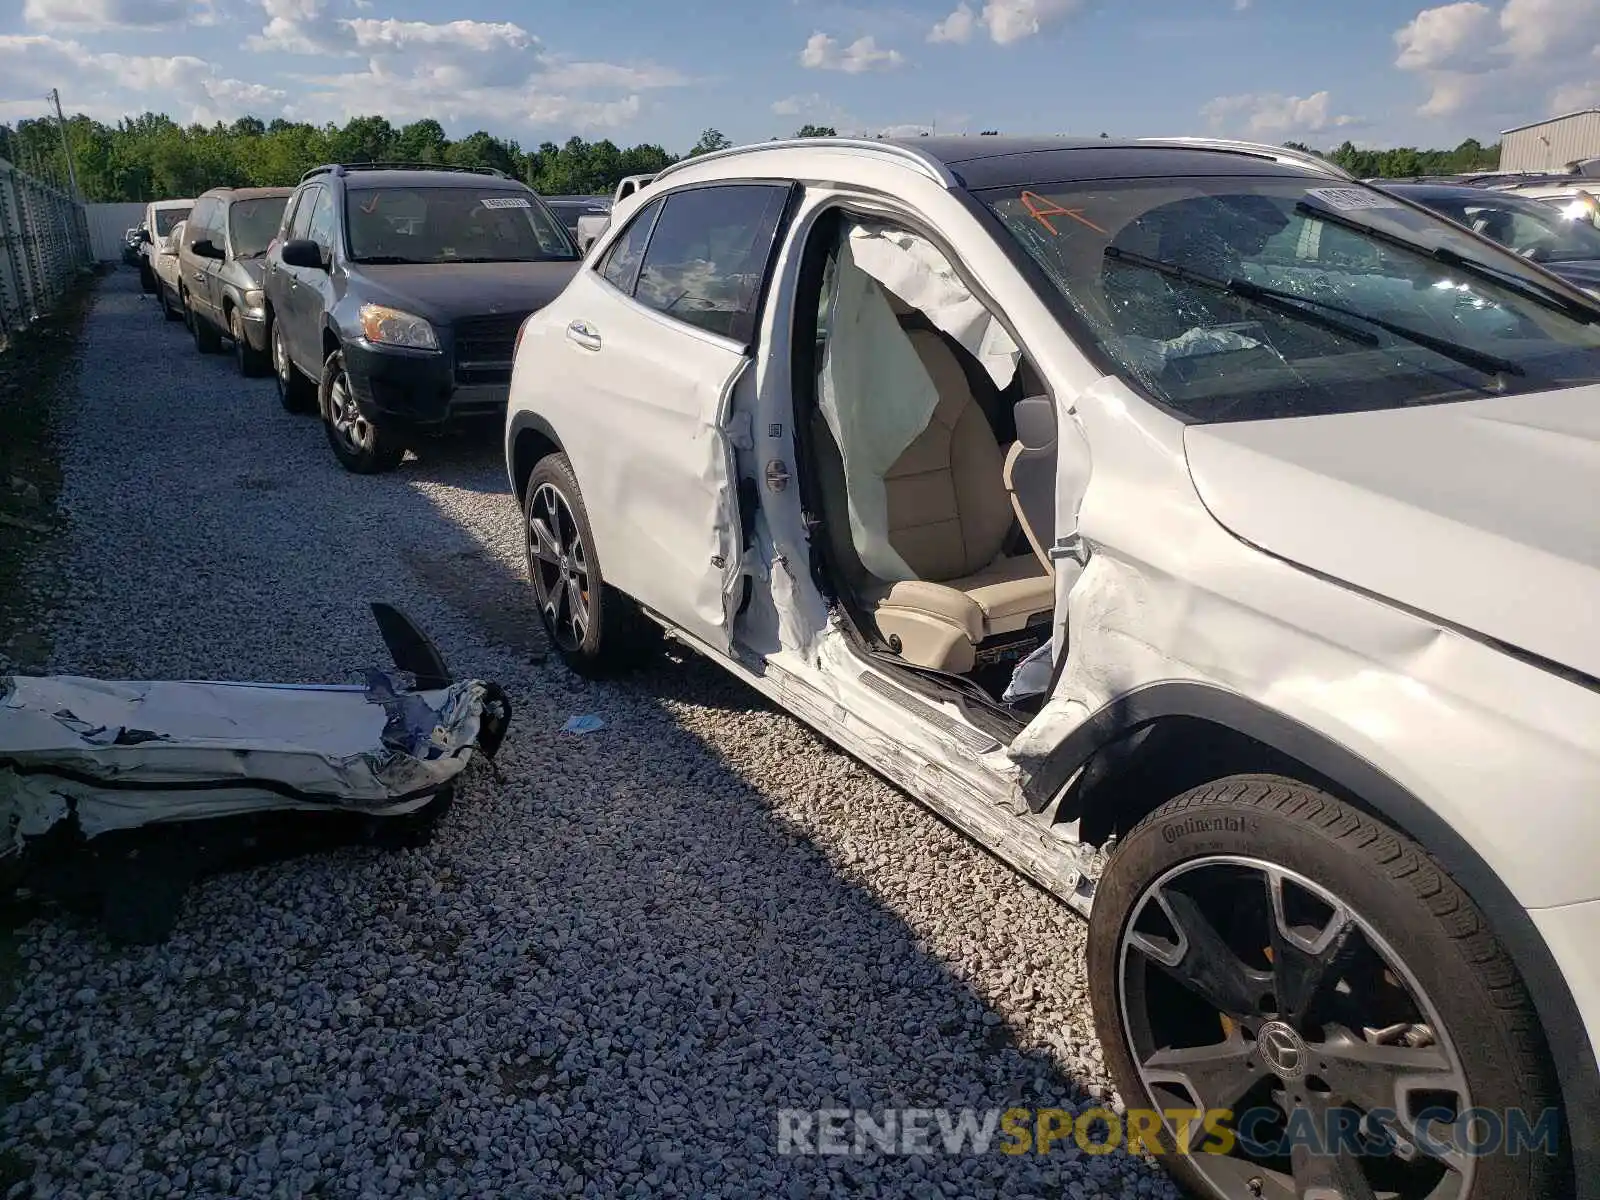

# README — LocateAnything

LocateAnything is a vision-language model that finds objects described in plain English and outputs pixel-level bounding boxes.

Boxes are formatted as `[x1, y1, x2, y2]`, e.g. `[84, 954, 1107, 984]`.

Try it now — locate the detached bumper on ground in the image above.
[0, 603, 511, 942]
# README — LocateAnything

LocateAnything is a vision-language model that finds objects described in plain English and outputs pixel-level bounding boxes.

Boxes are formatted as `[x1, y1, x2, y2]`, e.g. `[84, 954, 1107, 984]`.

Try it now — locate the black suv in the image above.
[263, 163, 581, 473]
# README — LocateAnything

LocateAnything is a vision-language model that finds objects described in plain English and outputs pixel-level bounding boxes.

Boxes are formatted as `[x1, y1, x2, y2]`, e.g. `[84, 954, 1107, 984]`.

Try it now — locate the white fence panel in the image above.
[85, 201, 148, 262]
[0, 157, 92, 342]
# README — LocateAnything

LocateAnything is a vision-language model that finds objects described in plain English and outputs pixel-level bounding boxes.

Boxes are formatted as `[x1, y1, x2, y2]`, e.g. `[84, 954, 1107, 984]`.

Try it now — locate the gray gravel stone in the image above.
[0, 270, 1183, 1198]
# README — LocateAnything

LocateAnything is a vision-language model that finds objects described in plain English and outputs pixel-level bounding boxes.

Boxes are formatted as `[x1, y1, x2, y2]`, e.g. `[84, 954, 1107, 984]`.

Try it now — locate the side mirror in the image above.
[138, 228, 152, 244]
[191, 238, 222, 259]
[281, 238, 325, 270]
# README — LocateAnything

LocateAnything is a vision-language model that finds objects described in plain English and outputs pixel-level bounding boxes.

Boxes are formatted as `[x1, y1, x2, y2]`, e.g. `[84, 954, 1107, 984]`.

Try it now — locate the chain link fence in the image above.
[0, 156, 93, 345]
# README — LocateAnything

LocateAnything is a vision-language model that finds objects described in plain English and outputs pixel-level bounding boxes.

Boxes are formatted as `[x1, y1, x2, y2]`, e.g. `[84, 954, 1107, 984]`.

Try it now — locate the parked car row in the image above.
[146, 164, 585, 474]
[502, 135, 1600, 1200]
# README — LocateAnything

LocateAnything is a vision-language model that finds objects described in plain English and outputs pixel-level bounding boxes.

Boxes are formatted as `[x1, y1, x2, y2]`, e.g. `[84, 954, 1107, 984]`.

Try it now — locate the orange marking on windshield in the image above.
[1021, 190, 1108, 236]
[360, 194, 381, 214]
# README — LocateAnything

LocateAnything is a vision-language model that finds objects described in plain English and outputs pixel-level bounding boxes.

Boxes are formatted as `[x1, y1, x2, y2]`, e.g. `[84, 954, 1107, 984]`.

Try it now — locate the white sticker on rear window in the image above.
[1305, 187, 1397, 212]
[481, 197, 531, 209]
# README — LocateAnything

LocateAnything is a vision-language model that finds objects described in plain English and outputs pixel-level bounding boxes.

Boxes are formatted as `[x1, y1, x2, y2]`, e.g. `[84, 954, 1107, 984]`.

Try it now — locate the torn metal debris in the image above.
[1, 603, 511, 942]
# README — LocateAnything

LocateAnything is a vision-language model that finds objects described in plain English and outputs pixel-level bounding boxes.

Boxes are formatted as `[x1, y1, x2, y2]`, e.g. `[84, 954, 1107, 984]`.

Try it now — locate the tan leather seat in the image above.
[813, 325, 1054, 674]
[1003, 396, 1058, 572]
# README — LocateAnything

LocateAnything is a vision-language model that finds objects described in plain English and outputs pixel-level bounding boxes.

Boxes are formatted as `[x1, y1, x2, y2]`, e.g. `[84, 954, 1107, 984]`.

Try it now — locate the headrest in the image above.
[1014, 396, 1056, 450]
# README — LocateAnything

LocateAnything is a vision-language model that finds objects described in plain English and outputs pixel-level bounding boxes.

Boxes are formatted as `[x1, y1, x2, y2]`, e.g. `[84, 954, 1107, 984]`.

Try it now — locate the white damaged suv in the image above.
[505, 136, 1600, 1199]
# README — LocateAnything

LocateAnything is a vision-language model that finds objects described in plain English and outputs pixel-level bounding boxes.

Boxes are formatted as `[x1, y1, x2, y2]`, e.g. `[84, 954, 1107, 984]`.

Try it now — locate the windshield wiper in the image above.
[1296, 200, 1597, 324]
[1104, 246, 1524, 380]
[354, 255, 427, 265]
[1105, 246, 1378, 346]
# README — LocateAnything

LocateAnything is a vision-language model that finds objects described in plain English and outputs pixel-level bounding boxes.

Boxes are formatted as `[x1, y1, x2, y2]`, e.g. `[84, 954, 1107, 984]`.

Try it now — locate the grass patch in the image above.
[0, 271, 97, 674]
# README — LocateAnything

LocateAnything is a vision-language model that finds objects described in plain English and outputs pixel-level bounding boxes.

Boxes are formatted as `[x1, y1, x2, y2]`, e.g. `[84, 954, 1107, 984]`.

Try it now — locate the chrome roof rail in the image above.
[1137, 137, 1354, 180]
[653, 138, 956, 188]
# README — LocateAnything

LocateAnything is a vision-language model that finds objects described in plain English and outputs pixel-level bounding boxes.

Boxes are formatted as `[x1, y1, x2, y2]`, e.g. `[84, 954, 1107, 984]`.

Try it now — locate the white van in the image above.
[137, 198, 194, 297]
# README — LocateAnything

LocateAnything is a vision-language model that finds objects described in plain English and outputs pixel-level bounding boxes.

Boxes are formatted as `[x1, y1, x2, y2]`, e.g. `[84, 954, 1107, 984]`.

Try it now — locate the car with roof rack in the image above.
[505, 133, 1600, 1200]
[262, 162, 581, 473]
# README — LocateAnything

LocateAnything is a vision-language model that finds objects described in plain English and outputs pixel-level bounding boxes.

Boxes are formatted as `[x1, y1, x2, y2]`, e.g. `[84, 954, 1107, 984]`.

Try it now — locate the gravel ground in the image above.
[1, 270, 1183, 1198]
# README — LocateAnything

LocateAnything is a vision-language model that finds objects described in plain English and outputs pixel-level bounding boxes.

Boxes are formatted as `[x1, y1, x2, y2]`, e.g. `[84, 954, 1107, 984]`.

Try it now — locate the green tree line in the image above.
[0, 116, 780, 202]
[0, 110, 1505, 202]
[1285, 137, 1501, 178]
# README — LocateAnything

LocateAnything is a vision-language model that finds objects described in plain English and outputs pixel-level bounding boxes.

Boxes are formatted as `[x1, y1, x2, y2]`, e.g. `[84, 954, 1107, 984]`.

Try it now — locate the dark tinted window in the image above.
[343, 186, 576, 264]
[598, 197, 662, 293]
[228, 196, 289, 258]
[305, 190, 335, 252]
[632, 185, 790, 341]
[288, 187, 320, 240]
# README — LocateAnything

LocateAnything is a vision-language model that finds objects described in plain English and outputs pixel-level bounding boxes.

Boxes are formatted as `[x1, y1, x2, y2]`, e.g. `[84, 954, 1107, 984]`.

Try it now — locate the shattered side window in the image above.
[981, 175, 1600, 421]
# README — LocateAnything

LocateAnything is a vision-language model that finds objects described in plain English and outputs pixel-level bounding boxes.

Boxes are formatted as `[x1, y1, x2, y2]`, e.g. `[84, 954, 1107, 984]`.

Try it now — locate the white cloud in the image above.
[928, 0, 1082, 46]
[770, 92, 858, 131]
[1392, 2, 1497, 71]
[343, 17, 533, 54]
[799, 31, 905, 72]
[244, 1, 688, 133]
[0, 34, 285, 124]
[1201, 90, 1361, 140]
[1393, 0, 1600, 123]
[1498, 0, 1600, 61]
[771, 94, 820, 117]
[929, 3, 977, 43]
[248, 0, 346, 53]
[1551, 74, 1600, 112]
[20, 0, 211, 30]
[1233, 0, 1251, 10]
[537, 60, 690, 91]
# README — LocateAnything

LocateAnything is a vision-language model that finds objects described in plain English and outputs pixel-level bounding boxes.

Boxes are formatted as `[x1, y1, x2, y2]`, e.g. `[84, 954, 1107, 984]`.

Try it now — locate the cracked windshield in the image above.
[985, 177, 1600, 420]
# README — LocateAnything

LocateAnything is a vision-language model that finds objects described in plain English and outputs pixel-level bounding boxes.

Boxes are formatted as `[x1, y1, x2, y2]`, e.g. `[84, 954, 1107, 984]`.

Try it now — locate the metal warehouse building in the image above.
[1500, 109, 1600, 172]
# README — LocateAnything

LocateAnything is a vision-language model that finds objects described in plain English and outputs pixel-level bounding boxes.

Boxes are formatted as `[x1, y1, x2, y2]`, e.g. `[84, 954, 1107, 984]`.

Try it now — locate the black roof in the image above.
[881, 136, 1328, 190]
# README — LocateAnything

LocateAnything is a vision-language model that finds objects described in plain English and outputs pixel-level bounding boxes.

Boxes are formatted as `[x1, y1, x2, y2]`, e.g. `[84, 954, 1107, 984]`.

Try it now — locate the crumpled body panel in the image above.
[1, 671, 493, 853]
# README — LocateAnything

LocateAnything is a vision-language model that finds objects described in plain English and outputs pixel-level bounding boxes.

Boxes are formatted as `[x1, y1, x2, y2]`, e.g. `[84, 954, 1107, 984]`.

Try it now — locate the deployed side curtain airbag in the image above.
[845, 223, 1021, 389]
[817, 221, 1025, 583]
[818, 235, 939, 582]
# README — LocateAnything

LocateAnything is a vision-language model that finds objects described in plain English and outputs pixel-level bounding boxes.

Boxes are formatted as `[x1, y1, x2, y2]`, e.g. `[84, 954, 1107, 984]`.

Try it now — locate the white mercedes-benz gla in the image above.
[506, 135, 1600, 1199]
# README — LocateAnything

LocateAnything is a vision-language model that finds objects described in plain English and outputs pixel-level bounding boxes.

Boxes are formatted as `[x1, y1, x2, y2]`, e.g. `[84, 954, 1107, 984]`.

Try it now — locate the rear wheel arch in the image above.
[509, 411, 564, 503]
[1047, 681, 1598, 1185]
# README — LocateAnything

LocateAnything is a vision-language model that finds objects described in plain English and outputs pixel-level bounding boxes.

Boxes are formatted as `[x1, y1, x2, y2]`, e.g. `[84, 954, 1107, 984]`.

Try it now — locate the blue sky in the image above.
[2, 0, 1597, 154]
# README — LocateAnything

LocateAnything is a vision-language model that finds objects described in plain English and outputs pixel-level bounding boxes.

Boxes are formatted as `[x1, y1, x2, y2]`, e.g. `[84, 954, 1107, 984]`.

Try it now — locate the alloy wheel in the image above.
[526, 482, 592, 653]
[327, 369, 372, 453]
[273, 325, 291, 394]
[1118, 856, 1473, 1199]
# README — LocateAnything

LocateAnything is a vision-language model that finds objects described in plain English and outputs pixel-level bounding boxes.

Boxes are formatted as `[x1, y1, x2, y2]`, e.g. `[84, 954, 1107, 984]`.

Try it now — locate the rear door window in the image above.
[305, 191, 336, 255]
[597, 197, 663, 294]
[631, 184, 792, 342]
[288, 187, 321, 241]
